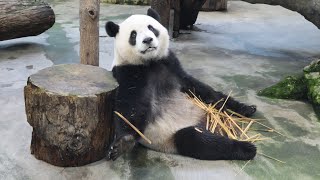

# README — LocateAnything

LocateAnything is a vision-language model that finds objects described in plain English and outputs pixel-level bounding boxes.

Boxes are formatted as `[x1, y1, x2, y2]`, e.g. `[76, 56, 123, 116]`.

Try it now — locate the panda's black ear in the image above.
[147, 8, 160, 22]
[105, 21, 119, 37]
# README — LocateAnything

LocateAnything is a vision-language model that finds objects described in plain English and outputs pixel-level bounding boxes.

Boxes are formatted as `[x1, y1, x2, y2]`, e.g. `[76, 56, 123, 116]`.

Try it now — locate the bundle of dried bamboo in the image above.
[188, 91, 283, 142]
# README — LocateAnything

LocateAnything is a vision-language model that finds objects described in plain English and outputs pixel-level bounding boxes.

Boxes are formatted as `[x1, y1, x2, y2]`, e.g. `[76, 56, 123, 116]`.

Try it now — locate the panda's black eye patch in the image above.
[148, 25, 159, 37]
[129, 30, 137, 46]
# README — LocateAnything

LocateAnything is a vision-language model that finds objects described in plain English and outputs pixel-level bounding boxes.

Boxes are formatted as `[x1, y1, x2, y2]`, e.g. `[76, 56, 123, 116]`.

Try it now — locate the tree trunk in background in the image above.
[202, 0, 228, 11]
[240, 0, 320, 29]
[24, 64, 118, 167]
[151, 0, 171, 29]
[151, 0, 207, 37]
[79, 0, 100, 66]
[180, 0, 207, 29]
[0, 0, 55, 41]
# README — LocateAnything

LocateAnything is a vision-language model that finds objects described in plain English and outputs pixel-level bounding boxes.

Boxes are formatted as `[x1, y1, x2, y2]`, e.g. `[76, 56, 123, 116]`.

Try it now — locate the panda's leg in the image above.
[174, 126, 256, 160]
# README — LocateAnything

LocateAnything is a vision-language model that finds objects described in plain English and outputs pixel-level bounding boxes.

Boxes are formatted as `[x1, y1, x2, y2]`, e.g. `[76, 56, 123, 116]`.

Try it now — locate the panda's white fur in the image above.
[106, 9, 257, 161]
[113, 15, 169, 66]
[140, 89, 204, 154]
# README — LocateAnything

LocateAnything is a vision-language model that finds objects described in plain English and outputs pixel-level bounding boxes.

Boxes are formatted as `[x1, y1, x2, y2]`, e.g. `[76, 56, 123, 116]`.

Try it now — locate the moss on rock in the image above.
[303, 60, 320, 105]
[258, 59, 320, 117]
[257, 74, 307, 100]
[304, 60, 320, 73]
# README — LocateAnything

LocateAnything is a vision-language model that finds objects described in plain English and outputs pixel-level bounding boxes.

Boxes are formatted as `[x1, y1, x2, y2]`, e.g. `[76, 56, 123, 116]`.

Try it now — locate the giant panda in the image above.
[105, 8, 257, 161]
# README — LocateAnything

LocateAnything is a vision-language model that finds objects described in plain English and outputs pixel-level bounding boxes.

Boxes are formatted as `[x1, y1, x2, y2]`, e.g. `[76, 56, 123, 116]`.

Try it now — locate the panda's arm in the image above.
[167, 52, 256, 115]
[108, 66, 149, 160]
[166, 52, 225, 105]
[113, 85, 148, 138]
[181, 73, 226, 106]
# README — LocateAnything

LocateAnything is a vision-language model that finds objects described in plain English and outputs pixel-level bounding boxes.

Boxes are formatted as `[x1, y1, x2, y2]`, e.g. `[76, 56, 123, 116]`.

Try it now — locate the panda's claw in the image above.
[106, 134, 136, 161]
[239, 105, 257, 117]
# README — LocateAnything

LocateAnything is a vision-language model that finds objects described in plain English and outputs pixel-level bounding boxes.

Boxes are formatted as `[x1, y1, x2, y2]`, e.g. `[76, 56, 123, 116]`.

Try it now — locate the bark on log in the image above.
[79, 0, 100, 66]
[0, 0, 55, 41]
[180, 0, 207, 29]
[240, 0, 320, 29]
[24, 64, 118, 167]
[202, 0, 228, 11]
[151, 0, 206, 37]
[151, 0, 171, 29]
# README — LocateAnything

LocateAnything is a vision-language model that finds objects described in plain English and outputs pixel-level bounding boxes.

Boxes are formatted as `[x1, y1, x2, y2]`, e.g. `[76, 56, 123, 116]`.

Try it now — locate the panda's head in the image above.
[105, 9, 169, 66]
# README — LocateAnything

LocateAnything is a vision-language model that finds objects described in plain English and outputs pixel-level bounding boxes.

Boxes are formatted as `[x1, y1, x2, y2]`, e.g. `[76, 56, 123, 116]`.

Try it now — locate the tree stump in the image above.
[202, 0, 228, 11]
[0, 0, 55, 41]
[24, 64, 118, 167]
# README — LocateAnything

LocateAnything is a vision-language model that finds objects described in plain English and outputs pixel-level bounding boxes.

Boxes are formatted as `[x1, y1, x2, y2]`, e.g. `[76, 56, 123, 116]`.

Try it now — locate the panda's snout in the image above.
[143, 37, 153, 44]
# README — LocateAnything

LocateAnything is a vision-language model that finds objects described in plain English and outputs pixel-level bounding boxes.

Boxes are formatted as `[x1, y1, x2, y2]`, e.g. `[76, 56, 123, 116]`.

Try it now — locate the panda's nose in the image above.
[143, 37, 153, 44]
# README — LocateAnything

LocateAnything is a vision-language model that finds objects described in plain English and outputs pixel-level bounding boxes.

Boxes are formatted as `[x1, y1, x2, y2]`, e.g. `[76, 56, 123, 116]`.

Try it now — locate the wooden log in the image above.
[79, 0, 100, 66]
[24, 64, 118, 167]
[202, 0, 228, 11]
[241, 0, 320, 29]
[151, 0, 206, 36]
[0, 0, 55, 41]
[151, 0, 171, 29]
[180, 0, 207, 29]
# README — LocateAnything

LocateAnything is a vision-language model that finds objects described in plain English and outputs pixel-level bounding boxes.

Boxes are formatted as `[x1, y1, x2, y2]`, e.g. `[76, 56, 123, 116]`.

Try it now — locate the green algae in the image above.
[304, 60, 320, 73]
[258, 59, 320, 119]
[304, 60, 320, 105]
[258, 74, 307, 100]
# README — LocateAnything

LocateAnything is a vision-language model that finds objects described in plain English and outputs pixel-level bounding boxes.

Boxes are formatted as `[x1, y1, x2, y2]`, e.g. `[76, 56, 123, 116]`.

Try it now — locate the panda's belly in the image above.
[140, 90, 205, 153]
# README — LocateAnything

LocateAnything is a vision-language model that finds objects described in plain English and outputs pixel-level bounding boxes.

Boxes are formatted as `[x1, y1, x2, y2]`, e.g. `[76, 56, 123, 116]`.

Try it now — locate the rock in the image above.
[258, 59, 320, 119]
[258, 74, 307, 100]
[258, 59, 320, 111]
[24, 64, 118, 167]
[304, 60, 320, 105]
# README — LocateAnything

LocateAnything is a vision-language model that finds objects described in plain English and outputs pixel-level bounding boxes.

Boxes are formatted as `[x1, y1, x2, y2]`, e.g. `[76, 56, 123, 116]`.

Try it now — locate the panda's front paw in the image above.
[107, 135, 136, 161]
[239, 105, 257, 117]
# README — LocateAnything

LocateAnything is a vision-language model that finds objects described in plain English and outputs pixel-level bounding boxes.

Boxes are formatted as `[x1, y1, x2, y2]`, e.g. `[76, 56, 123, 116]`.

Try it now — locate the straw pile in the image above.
[188, 91, 282, 143]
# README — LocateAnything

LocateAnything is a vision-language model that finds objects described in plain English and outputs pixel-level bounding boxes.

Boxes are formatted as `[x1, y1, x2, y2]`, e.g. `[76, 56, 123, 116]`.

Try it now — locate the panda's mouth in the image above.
[141, 47, 157, 54]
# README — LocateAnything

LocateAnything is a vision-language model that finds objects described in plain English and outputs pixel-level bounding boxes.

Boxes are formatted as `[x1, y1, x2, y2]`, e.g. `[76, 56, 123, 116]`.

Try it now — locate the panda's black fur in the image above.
[106, 8, 257, 161]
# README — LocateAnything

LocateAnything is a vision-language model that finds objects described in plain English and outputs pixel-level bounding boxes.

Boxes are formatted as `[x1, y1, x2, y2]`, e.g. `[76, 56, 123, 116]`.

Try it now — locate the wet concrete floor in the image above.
[1, 1, 320, 179]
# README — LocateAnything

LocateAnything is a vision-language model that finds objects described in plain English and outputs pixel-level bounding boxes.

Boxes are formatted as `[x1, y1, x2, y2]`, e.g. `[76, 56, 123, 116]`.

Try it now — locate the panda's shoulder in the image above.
[159, 51, 185, 74]
[112, 64, 147, 82]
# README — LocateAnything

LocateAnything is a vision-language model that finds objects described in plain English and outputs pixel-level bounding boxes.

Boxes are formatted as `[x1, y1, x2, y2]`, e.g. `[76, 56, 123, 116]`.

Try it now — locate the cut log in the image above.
[79, 0, 100, 66]
[0, 0, 55, 41]
[24, 64, 118, 167]
[202, 0, 228, 11]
